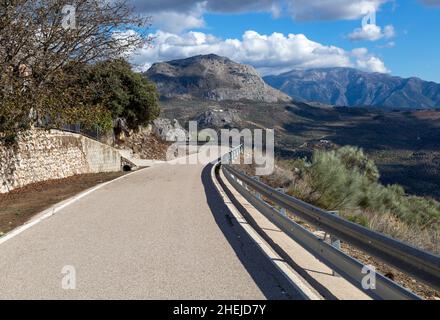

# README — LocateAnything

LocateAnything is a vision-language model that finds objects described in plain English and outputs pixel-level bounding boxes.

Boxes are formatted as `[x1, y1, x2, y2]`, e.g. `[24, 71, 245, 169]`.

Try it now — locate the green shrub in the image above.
[284, 146, 440, 230]
[306, 149, 370, 210]
[336, 146, 380, 182]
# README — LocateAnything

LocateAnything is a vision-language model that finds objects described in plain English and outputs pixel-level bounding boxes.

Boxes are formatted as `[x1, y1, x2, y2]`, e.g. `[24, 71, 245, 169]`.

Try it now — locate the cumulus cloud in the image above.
[348, 24, 395, 41]
[128, 30, 389, 75]
[352, 47, 389, 73]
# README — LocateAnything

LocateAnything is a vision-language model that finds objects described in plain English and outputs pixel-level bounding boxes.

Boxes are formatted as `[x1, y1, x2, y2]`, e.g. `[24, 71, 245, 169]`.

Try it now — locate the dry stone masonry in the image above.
[0, 129, 121, 193]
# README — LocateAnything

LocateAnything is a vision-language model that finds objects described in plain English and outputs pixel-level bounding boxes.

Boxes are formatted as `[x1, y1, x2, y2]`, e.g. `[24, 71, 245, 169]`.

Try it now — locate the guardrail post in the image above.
[222, 165, 435, 297]
[276, 188, 287, 217]
[253, 176, 262, 200]
[328, 211, 341, 277]
[328, 211, 341, 251]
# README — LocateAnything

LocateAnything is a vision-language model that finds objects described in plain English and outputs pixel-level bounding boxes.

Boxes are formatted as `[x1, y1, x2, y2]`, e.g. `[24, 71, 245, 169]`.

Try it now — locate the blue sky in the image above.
[127, 0, 440, 82]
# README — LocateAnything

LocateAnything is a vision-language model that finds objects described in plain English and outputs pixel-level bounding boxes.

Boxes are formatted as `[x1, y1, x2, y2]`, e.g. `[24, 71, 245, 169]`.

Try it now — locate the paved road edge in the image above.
[210, 162, 322, 300]
[0, 168, 149, 246]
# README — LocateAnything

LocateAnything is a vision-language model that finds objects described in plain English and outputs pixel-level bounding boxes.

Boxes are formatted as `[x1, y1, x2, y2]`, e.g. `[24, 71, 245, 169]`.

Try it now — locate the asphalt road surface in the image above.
[0, 152, 304, 299]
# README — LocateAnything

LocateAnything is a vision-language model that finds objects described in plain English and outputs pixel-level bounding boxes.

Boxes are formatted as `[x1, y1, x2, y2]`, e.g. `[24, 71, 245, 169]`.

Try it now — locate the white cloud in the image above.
[383, 25, 395, 38]
[356, 56, 389, 73]
[349, 24, 383, 41]
[348, 24, 395, 41]
[352, 47, 389, 73]
[128, 29, 389, 75]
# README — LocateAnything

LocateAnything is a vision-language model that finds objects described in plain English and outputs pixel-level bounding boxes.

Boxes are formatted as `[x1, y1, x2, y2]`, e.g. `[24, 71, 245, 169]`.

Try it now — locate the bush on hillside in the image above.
[335, 146, 380, 182]
[285, 146, 440, 230]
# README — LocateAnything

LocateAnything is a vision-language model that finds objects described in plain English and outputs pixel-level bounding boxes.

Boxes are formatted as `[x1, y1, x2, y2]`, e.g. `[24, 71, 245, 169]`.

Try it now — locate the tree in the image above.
[0, 0, 152, 139]
[76, 59, 160, 130]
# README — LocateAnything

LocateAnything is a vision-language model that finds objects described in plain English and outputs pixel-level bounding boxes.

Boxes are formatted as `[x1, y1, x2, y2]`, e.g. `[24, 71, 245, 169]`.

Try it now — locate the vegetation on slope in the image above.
[262, 146, 440, 254]
[160, 99, 440, 201]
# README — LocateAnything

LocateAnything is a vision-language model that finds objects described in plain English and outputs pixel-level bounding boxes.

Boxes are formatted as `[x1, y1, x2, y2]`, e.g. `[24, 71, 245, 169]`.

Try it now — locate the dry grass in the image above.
[234, 156, 440, 298]
[367, 212, 440, 255]
[0, 172, 126, 236]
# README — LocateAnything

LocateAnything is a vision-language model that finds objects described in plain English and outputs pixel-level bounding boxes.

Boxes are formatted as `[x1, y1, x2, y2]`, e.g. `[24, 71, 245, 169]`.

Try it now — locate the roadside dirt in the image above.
[288, 211, 440, 300]
[340, 242, 440, 300]
[0, 172, 126, 236]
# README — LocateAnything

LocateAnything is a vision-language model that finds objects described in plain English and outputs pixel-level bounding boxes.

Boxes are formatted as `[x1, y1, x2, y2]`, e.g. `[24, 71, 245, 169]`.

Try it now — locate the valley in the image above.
[159, 98, 440, 201]
[144, 53, 440, 200]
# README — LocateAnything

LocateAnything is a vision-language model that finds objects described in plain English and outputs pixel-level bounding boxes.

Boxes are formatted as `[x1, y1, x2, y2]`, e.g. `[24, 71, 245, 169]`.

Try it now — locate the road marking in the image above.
[0, 147, 213, 246]
[210, 163, 322, 300]
[0, 168, 148, 246]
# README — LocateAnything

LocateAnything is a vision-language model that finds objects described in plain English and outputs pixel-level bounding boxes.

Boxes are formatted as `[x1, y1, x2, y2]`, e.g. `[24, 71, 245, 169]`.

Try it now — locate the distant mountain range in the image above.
[144, 54, 291, 103]
[144, 55, 440, 109]
[264, 68, 440, 109]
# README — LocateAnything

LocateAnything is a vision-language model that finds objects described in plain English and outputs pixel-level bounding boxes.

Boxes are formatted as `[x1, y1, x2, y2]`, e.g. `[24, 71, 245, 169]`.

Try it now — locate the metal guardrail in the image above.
[219, 145, 440, 299]
[36, 124, 116, 146]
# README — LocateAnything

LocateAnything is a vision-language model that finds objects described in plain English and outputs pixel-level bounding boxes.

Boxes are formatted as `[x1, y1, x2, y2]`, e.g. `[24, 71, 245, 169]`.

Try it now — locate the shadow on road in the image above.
[201, 163, 305, 300]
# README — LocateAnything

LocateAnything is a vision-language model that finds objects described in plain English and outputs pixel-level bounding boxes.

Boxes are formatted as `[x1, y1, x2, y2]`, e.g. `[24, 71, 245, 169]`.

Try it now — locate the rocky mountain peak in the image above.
[145, 54, 291, 103]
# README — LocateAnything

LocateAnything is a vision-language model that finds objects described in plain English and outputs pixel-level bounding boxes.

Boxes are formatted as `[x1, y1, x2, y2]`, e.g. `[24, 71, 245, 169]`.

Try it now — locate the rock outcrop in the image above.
[152, 118, 188, 141]
[145, 54, 291, 103]
[196, 109, 241, 128]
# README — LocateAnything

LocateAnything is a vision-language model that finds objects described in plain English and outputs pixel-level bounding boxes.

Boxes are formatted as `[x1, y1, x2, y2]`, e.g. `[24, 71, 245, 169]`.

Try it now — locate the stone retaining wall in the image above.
[0, 129, 121, 193]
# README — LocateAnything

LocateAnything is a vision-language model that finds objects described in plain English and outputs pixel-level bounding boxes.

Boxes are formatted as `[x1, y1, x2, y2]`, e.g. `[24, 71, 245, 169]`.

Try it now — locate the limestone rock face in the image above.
[196, 109, 241, 128]
[152, 118, 187, 141]
[145, 54, 291, 103]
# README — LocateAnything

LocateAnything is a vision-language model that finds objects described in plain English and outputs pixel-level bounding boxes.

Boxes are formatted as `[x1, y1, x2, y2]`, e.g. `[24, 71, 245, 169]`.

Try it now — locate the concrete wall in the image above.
[0, 129, 121, 193]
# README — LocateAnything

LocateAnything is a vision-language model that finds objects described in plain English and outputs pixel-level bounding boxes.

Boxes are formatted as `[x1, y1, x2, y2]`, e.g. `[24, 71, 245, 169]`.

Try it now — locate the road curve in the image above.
[0, 151, 303, 299]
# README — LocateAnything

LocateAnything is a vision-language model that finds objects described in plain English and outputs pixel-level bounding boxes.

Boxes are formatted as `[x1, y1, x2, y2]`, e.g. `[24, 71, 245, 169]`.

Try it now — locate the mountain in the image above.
[145, 54, 291, 103]
[264, 68, 440, 109]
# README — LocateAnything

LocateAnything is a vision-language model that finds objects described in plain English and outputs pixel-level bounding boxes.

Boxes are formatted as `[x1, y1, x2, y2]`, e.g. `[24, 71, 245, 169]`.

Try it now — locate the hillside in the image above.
[145, 54, 291, 103]
[264, 68, 440, 109]
[159, 99, 440, 201]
